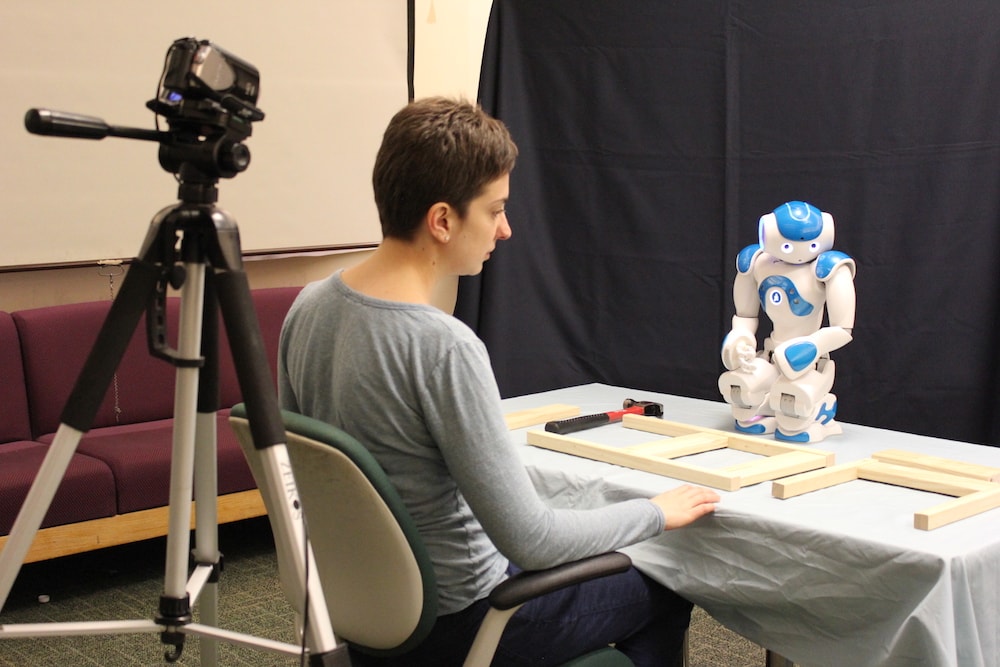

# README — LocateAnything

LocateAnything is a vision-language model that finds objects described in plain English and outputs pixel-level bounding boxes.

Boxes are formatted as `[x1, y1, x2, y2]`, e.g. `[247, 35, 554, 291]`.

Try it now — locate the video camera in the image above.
[149, 37, 263, 127]
[148, 38, 265, 180]
[25, 37, 265, 188]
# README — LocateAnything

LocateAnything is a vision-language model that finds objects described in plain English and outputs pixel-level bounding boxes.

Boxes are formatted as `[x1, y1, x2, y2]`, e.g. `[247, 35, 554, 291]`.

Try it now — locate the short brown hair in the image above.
[372, 97, 518, 239]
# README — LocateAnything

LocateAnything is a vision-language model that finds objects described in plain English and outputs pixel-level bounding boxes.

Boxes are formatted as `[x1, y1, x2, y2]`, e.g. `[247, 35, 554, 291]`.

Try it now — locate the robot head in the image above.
[758, 201, 835, 264]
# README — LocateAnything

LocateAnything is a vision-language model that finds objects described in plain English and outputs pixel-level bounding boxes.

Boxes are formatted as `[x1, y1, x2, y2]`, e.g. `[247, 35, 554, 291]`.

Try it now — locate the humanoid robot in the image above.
[718, 201, 856, 443]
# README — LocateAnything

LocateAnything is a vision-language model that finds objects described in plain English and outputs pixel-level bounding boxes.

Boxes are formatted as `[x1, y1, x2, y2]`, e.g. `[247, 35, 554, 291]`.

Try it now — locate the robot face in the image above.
[758, 201, 834, 264]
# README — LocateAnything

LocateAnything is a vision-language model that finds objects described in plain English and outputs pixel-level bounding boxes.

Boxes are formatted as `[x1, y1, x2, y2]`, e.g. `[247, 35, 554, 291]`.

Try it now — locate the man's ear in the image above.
[426, 202, 453, 243]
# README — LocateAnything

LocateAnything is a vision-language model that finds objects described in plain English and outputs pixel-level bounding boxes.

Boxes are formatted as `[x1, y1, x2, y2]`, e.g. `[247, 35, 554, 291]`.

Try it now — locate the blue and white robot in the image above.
[718, 201, 856, 443]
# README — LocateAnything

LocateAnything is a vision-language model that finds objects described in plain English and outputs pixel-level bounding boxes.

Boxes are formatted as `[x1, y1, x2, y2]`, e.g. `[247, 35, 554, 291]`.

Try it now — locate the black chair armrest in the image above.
[488, 552, 632, 611]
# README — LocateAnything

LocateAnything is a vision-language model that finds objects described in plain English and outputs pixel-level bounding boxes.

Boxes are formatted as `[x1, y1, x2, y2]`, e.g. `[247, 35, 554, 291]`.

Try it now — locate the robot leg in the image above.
[770, 359, 842, 443]
[718, 356, 779, 435]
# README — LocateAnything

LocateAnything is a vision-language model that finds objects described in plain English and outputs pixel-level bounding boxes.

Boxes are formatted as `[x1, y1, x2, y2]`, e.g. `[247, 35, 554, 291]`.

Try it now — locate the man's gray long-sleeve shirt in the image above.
[278, 271, 663, 614]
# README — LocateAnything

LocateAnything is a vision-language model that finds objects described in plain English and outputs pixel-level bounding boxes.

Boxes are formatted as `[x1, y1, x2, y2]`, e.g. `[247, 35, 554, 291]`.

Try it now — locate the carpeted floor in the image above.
[0, 518, 766, 666]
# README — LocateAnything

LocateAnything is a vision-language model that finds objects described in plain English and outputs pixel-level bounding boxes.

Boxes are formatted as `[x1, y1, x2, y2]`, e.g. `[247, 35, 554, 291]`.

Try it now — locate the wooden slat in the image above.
[643, 460, 742, 492]
[772, 461, 866, 499]
[526, 429, 656, 470]
[0, 489, 266, 563]
[723, 438, 836, 466]
[622, 414, 835, 464]
[621, 414, 713, 438]
[872, 449, 1000, 483]
[526, 426, 832, 492]
[858, 461, 996, 496]
[624, 433, 728, 459]
[723, 451, 830, 487]
[525, 429, 742, 490]
[774, 455, 1000, 530]
[915, 487, 1000, 530]
[504, 404, 580, 430]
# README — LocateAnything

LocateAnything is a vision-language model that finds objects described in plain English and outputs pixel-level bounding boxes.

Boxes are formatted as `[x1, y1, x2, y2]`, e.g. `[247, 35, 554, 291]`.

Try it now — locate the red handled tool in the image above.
[544, 398, 664, 435]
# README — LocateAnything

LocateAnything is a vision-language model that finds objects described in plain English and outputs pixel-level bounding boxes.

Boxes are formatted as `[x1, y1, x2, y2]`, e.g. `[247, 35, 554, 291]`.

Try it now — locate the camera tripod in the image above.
[0, 177, 351, 666]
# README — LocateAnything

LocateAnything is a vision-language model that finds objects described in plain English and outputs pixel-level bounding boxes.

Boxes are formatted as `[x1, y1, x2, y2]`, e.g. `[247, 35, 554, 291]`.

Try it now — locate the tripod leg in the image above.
[215, 270, 350, 666]
[155, 260, 206, 662]
[192, 404, 221, 667]
[193, 275, 222, 667]
[194, 277, 222, 566]
[0, 260, 162, 611]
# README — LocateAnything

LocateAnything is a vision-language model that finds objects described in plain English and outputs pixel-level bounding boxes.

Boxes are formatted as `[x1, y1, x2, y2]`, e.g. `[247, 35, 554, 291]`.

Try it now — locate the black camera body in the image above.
[24, 37, 264, 196]
[146, 38, 265, 183]
[148, 37, 263, 130]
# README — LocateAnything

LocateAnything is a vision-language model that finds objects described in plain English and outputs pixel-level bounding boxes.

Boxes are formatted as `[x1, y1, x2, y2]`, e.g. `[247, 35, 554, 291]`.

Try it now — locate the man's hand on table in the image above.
[652, 485, 720, 530]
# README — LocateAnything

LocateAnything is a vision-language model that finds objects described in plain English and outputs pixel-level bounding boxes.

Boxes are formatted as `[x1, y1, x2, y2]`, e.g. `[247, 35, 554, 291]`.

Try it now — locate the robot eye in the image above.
[781, 243, 793, 254]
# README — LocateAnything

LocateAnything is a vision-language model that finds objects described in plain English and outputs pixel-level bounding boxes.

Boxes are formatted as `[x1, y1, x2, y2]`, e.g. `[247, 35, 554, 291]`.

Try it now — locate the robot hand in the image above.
[773, 326, 853, 380]
[721, 316, 759, 371]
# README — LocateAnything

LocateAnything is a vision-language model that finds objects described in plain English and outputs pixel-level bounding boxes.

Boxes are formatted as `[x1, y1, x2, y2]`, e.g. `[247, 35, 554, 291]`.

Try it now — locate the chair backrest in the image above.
[229, 405, 437, 656]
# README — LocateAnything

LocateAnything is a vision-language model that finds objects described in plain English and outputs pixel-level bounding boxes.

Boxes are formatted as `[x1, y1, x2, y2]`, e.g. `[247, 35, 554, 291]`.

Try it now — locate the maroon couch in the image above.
[0, 286, 301, 562]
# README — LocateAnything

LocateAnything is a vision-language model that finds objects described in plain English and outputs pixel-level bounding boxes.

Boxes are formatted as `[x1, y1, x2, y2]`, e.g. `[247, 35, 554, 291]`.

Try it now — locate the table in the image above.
[502, 383, 1000, 667]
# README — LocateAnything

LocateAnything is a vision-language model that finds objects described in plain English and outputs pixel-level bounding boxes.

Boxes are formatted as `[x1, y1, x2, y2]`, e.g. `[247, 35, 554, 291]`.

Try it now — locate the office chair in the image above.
[229, 404, 635, 666]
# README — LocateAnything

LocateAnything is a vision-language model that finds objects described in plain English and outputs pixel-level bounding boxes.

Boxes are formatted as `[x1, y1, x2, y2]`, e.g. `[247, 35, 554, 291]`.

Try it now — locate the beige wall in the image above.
[0, 0, 492, 314]
[413, 0, 494, 312]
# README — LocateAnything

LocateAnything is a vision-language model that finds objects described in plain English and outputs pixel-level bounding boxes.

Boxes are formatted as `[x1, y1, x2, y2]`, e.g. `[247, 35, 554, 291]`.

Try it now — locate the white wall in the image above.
[0, 1, 408, 269]
[413, 0, 493, 311]
[414, 0, 493, 98]
[0, 0, 494, 312]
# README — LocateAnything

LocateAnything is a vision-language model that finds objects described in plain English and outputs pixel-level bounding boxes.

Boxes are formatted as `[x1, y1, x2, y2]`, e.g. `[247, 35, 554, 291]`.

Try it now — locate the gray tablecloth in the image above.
[503, 383, 1000, 667]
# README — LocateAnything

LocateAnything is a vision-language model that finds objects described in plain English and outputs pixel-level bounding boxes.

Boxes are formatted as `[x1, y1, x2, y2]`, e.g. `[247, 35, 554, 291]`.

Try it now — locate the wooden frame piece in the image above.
[525, 414, 834, 491]
[504, 404, 580, 430]
[0, 489, 265, 563]
[871, 449, 1000, 483]
[772, 452, 1000, 530]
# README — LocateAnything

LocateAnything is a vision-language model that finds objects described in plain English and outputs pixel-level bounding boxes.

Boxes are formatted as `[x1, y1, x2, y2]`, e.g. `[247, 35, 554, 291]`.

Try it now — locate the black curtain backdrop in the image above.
[454, 0, 1000, 447]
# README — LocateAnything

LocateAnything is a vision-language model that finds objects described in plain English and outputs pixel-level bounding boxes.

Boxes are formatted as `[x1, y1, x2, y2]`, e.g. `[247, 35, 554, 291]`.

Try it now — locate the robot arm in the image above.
[721, 250, 763, 371]
[773, 257, 856, 380]
[773, 326, 853, 379]
[721, 315, 759, 371]
[824, 260, 856, 331]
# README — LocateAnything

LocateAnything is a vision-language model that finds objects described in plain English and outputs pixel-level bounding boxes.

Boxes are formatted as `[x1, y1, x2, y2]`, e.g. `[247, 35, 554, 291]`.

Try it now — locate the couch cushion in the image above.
[15, 286, 302, 439]
[12, 286, 300, 516]
[0, 441, 116, 535]
[0, 312, 32, 443]
[44, 412, 256, 514]
[14, 299, 180, 438]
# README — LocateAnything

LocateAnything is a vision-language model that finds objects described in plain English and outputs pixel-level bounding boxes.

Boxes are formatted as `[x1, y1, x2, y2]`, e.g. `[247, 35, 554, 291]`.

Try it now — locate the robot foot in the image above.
[775, 419, 843, 444]
[735, 416, 776, 435]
